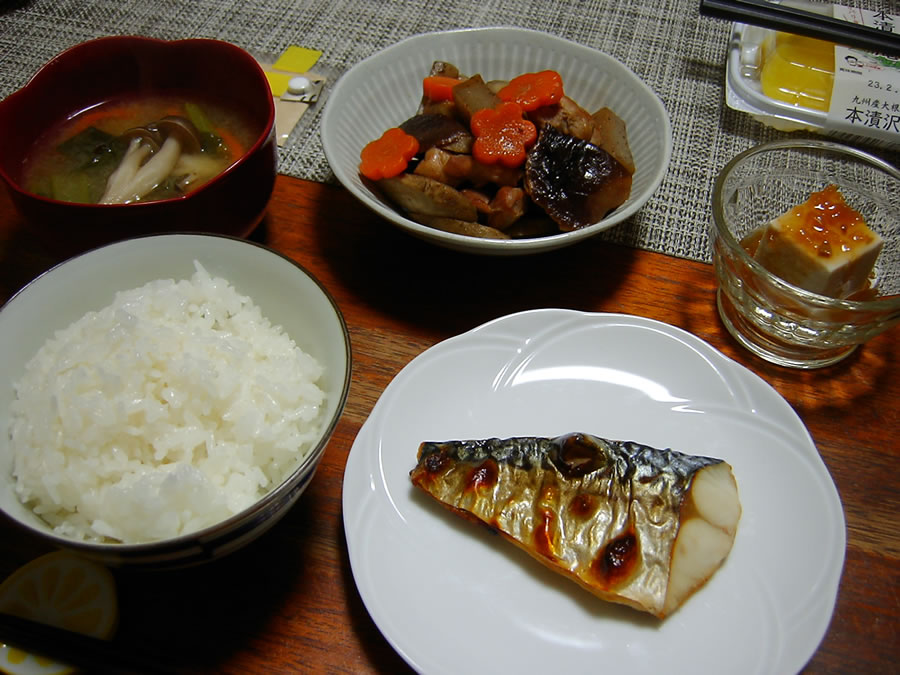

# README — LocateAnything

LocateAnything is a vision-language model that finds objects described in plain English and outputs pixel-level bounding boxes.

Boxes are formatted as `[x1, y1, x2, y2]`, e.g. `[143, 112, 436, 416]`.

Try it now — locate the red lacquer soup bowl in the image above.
[0, 36, 276, 254]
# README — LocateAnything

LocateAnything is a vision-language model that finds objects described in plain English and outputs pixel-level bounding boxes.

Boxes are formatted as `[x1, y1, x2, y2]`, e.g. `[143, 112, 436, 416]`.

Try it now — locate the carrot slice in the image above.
[470, 102, 537, 168]
[498, 70, 564, 111]
[359, 128, 420, 180]
[423, 75, 463, 102]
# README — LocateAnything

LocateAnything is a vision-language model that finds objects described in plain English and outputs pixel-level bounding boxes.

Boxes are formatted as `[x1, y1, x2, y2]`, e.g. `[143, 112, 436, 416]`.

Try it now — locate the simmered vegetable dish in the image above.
[359, 62, 634, 240]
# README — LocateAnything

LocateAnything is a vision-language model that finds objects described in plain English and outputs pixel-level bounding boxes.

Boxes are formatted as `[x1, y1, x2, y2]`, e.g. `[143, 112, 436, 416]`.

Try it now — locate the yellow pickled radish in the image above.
[0, 551, 118, 675]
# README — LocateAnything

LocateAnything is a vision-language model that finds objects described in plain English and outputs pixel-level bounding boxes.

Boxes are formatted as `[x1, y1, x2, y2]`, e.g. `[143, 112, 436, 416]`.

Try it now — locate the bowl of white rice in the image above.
[0, 233, 351, 568]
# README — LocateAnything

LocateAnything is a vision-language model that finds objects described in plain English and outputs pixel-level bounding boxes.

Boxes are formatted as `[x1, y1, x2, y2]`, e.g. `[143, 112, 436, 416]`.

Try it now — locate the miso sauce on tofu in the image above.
[745, 185, 883, 299]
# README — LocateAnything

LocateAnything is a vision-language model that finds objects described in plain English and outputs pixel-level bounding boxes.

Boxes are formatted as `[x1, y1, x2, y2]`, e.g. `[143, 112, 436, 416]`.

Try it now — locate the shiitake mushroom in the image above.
[399, 114, 472, 154]
[524, 126, 632, 232]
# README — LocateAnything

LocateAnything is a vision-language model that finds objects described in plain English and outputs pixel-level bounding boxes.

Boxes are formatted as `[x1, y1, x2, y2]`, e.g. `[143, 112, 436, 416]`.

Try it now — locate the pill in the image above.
[288, 76, 311, 95]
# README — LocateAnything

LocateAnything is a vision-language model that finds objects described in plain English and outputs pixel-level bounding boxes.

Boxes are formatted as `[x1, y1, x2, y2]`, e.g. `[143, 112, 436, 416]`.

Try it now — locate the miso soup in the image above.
[22, 95, 256, 204]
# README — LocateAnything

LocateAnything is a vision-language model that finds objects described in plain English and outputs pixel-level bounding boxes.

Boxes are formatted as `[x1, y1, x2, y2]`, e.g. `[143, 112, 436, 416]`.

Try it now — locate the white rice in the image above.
[8, 262, 326, 544]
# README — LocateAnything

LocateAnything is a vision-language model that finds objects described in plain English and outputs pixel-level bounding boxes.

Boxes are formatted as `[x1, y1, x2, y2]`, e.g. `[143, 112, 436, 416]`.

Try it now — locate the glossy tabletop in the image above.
[0, 176, 898, 674]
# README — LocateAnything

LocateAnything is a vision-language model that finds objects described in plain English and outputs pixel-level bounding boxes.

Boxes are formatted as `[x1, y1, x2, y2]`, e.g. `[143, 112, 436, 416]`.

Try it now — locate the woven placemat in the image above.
[1, 0, 895, 260]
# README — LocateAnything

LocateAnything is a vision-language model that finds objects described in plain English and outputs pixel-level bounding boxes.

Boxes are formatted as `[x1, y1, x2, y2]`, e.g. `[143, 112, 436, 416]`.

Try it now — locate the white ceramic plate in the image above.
[321, 28, 672, 255]
[342, 310, 845, 674]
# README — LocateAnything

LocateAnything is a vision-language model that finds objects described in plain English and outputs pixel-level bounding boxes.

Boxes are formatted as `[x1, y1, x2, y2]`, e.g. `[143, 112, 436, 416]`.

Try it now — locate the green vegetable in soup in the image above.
[185, 102, 214, 134]
[49, 172, 93, 203]
[57, 127, 124, 166]
[38, 127, 129, 202]
[185, 103, 228, 156]
[198, 130, 229, 157]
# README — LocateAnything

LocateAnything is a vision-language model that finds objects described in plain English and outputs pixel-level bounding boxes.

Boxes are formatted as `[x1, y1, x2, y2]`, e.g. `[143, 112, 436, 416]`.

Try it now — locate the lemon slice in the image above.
[0, 551, 118, 675]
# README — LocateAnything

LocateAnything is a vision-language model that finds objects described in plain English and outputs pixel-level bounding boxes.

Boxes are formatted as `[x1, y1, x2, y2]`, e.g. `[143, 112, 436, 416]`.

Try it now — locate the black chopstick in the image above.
[699, 0, 900, 57]
[0, 612, 173, 674]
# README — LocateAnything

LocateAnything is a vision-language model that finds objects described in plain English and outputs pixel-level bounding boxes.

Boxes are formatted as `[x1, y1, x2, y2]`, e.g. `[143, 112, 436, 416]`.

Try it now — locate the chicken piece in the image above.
[487, 186, 527, 230]
[590, 107, 635, 175]
[443, 154, 523, 188]
[529, 96, 595, 142]
[429, 61, 460, 78]
[458, 186, 525, 230]
[460, 188, 492, 215]
[414, 148, 464, 187]
[378, 173, 477, 221]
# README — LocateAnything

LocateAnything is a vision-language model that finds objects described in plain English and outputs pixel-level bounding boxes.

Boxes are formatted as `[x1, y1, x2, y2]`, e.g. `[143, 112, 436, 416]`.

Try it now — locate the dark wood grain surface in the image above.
[1, 176, 897, 674]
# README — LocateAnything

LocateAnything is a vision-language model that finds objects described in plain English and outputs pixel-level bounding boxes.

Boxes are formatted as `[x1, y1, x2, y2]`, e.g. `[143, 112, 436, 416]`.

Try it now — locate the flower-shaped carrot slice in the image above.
[470, 102, 537, 168]
[423, 75, 463, 102]
[498, 70, 564, 111]
[359, 128, 420, 180]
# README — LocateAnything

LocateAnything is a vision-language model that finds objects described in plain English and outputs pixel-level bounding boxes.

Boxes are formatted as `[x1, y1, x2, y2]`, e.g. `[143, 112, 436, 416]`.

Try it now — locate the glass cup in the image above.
[710, 139, 900, 369]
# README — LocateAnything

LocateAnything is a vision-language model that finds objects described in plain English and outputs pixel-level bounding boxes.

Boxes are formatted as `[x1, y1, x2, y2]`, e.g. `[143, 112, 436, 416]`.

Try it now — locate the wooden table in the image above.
[1, 175, 897, 674]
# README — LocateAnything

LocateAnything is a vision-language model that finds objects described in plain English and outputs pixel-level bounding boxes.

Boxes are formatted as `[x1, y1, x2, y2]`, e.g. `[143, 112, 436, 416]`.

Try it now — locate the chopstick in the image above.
[699, 0, 900, 57]
[0, 612, 174, 674]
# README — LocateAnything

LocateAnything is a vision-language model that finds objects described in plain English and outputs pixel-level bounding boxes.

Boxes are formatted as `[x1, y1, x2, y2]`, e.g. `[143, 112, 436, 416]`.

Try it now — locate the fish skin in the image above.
[410, 432, 735, 618]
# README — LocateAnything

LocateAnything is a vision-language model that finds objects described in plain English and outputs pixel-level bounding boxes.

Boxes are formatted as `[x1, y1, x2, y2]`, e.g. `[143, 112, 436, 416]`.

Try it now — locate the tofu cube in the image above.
[753, 185, 883, 299]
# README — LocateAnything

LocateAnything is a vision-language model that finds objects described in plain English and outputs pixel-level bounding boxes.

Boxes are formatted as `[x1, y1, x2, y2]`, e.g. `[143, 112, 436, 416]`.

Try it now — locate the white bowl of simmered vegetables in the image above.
[321, 27, 672, 255]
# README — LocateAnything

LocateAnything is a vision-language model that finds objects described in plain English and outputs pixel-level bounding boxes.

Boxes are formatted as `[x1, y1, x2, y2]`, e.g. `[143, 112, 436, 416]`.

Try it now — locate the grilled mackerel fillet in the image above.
[410, 433, 741, 618]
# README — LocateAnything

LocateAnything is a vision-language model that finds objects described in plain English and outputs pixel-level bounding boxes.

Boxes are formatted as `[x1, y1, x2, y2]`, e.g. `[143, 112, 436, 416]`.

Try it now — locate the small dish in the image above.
[321, 27, 672, 255]
[711, 138, 900, 368]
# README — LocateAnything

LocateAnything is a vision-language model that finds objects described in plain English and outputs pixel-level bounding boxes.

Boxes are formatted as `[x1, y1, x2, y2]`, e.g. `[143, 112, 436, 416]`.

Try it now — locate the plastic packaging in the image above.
[725, 2, 900, 149]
